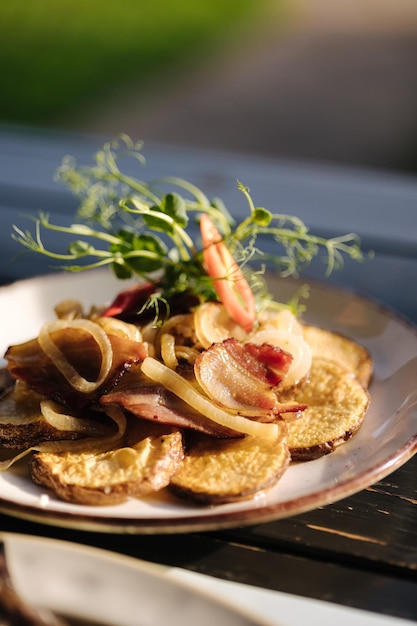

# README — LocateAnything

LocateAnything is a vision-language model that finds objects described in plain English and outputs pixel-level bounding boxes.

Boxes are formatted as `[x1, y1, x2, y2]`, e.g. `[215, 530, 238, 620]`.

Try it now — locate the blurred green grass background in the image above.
[0, 1, 277, 128]
[2, 1, 416, 173]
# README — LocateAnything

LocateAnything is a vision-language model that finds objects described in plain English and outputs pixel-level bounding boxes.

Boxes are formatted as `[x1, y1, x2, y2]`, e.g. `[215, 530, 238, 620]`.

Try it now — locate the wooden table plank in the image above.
[0, 510, 416, 621]
[222, 454, 417, 575]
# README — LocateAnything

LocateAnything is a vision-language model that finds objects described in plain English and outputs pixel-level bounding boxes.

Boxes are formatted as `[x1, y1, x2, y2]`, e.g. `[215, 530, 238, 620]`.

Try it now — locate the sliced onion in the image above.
[54, 299, 84, 320]
[38, 319, 113, 393]
[247, 329, 312, 388]
[140, 321, 159, 347]
[160, 333, 178, 369]
[141, 356, 279, 440]
[0, 448, 33, 471]
[194, 302, 247, 348]
[95, 316, 142, 342]
[0, 406, 128, 471]
[40, 400, 111, 436]
[35, 406, 127, 455]
[160, 334, 199, 368]
[258, 308, 304, 336]
[174, 345, 200, 365]
[158, 314, 195, 339]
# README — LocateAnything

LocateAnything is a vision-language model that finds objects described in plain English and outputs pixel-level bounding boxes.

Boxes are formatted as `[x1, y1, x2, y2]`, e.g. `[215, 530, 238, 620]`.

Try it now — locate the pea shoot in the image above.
[12, 135, 365, 322]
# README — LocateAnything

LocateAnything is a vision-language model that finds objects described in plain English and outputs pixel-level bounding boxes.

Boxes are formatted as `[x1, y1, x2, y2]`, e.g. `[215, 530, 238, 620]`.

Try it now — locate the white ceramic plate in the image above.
[0, 270, 416, 533]
[1, 532, 268, 626]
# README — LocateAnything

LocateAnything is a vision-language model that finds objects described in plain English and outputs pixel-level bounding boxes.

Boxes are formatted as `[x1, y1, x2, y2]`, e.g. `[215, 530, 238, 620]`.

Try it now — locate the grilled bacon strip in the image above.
[100, 370, 242, 439]
[5, 330, 148, 411]
[194, 338, 307, 419]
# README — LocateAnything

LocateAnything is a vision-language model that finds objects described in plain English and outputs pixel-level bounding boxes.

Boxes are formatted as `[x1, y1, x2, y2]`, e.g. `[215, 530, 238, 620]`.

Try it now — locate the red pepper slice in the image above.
[200, 214, 256, 333]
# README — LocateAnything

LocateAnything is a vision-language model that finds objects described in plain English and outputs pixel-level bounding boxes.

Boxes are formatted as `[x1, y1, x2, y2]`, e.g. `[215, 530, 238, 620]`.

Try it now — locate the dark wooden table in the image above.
[1, 126, 417, 623]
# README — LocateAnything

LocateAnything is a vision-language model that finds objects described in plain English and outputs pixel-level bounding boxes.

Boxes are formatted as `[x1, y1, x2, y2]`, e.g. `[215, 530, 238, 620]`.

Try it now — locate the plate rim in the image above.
[0, 270, 417, 534]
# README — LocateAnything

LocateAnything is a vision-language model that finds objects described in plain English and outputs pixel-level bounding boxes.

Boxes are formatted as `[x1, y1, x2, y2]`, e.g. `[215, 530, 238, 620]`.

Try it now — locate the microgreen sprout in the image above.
[12, 135, 365, 318]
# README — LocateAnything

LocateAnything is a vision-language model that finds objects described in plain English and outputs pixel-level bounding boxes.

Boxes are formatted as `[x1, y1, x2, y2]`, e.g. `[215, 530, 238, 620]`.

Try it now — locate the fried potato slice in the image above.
[169, 421, 290, 505]
[0, 383, 85, 449]
[302, 325, 373, 388]
[281, 358, 370, 461]
[30, 421, 183, 506]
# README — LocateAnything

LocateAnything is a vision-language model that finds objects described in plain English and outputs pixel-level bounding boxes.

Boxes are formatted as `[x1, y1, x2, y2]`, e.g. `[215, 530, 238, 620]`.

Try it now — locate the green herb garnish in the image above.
[12, 135, 365, 318]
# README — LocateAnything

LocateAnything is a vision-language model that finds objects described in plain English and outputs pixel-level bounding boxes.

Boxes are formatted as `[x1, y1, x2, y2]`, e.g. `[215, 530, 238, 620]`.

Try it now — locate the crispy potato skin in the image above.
[0, 422, 82, 449]
[169, 422, 290, 505]
[30, 423, 183, 506]
[0, 385, 84, 448]
[302, 325, 373, 389]
[281, 358, 370, 461]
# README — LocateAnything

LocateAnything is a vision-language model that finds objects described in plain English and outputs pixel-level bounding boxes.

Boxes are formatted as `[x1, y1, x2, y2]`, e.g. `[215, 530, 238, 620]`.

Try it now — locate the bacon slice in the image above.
[100, 372, 242, 439]
[5, 330, 148, 411]
[194, 338, 307, 419]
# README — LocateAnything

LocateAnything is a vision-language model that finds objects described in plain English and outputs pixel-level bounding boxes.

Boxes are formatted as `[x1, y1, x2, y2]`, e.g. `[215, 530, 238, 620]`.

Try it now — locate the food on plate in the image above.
[30, 420, 183, 506]
[1, 136, 372, 506]
[301, 325, 373, 388]
[170, 424, 290, 505]
[0, 383, 93, 449]
[282, 358, 370, 461]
